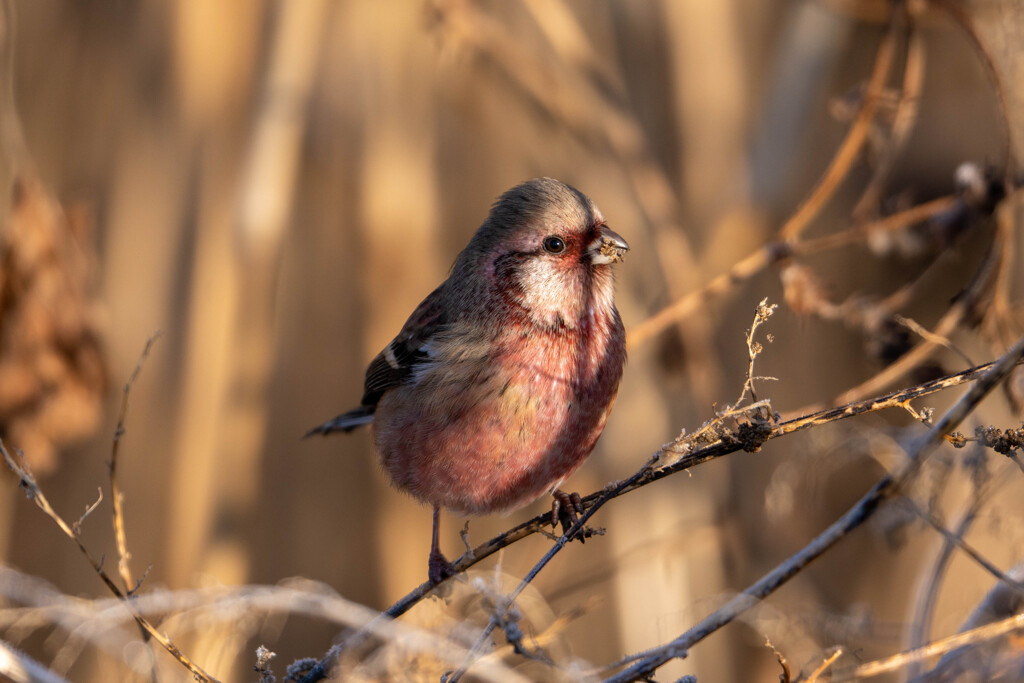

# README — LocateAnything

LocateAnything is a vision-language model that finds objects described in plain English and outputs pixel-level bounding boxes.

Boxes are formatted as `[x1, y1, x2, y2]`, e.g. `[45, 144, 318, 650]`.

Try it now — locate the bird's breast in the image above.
[373, 309, 625, 515]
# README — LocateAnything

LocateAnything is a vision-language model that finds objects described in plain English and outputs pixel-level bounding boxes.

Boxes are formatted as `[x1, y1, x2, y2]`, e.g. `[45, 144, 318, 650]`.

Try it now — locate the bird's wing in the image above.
[305, 285, 448, 438]
[360, 283, 448, 406]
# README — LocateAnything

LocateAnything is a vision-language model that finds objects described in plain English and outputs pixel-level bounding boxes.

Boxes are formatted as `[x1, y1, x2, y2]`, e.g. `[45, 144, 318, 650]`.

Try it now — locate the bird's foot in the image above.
[551, 489, 604, 543]
[428, 547, 457, 585]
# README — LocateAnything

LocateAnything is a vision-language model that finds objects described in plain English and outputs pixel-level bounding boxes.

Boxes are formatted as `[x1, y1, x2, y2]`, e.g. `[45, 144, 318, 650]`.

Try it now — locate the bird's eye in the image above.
[542, 236, 566, 254]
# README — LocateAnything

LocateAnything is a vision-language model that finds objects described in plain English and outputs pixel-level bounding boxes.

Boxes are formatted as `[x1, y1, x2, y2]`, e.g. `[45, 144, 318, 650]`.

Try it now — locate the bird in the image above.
[308, 178, 629, 584]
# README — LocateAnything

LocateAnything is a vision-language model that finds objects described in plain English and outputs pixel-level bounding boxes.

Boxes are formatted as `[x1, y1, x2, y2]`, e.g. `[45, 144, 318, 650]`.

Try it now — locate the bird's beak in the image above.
[588, 225, 629, 265]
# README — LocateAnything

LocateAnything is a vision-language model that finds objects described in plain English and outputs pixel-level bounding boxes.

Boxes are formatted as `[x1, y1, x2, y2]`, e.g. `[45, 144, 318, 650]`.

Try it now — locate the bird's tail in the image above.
[304, 405, 375, 437]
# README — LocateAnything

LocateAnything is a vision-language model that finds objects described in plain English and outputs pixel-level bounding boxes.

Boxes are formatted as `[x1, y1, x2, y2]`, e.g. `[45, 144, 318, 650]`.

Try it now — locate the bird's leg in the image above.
[550, 489, 586, 539]
[428, 503, 456, 584]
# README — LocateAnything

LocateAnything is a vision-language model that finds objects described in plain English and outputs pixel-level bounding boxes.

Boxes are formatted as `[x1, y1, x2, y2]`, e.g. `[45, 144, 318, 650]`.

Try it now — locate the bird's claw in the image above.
[428, 548, 457, 585]
[551, 490, 587, 541]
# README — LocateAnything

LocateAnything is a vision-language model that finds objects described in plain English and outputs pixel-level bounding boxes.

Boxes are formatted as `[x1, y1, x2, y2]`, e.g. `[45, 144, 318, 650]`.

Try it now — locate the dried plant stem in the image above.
[627, 195, 956, 350]
[601, 332, 1024, 682]
[834, 610, 1024, 680]
[905, 492, 986, 677]
[109, 333, 161, 682]
[110, 332, 161, 593]
[832, 226, 1004, 406]
[778, 10, 900, 241]
[806, 649, 843, 682]
[0, 444, 220, 683]
[0, 638, 70, 683]
[852, 19, 926, 219]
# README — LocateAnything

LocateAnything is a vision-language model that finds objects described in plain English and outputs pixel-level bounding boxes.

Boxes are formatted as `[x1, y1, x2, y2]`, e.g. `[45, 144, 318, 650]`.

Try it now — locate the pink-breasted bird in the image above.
[308, 178, 628, 583]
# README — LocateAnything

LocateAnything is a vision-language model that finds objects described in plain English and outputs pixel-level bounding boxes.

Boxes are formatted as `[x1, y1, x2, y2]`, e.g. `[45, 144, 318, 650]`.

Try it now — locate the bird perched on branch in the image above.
[309, 178, 629, 584]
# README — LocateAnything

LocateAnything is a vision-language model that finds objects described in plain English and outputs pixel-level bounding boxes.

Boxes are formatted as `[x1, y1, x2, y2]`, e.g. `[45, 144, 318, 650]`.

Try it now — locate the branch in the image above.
[110, 332, 161, 594]
[1, 443, 220, 683]
[834, 610, 1024, 680]
[600, 332, 1024, 682]
[777, 5, 900, 241]
[626, 193, 959, 351]
[0, 638, 70, 683]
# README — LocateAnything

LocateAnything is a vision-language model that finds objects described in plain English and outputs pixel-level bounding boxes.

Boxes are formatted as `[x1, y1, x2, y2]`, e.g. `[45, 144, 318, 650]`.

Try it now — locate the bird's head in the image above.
[454, 178, 628, 329]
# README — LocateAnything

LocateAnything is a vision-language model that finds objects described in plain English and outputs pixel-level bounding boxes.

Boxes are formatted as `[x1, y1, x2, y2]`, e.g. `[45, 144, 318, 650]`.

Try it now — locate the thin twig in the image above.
[833, 610, 1024, 680]
[904, 475, 989, 677]
[1, 442, 220, 683]
[852, 16, 926, 220]
[777, 10, 901, 241]
[600, 332, 1024, 682]
[832, 224, 1005, 405]
[727, 298, 777, 409]
[0, 638, 70, 683]
[894, 314, 975, 367]
[110, 331, 161, 594]
[626, 195, 958, 350]
[109, 332, 161, 682]
[805, 648, 843, 683]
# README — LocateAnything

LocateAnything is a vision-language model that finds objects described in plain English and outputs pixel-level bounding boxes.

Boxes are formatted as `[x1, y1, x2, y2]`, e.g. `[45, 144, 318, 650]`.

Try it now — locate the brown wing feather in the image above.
[360, 284, 447, 406]
[305, 284, 448, 438]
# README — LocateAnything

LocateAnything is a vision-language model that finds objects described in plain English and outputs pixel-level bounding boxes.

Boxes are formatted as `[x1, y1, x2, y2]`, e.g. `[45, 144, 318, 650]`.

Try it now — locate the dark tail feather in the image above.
[304, 405, 375, 438]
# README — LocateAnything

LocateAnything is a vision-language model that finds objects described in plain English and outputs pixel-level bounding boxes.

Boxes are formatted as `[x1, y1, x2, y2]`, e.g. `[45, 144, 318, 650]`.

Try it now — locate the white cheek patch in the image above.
[522, 261, 573, 304]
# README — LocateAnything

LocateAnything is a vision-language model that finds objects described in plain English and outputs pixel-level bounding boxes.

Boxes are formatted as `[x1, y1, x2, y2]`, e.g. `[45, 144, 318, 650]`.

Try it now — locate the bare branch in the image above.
[777, 7, 901, 241]
[0, 638, 71, 683]
[109, 331, 161, 593]
[1, 441, 220, 683]
[806, 649, 843, 683]
[601, 332, 1024, 682]
[70, 488, 103, 537]
[833, 610, 1024, 680]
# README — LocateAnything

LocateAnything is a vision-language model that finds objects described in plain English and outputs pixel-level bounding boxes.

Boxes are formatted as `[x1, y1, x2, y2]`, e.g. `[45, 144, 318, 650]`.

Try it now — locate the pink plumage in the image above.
[310, 178, 628, 582]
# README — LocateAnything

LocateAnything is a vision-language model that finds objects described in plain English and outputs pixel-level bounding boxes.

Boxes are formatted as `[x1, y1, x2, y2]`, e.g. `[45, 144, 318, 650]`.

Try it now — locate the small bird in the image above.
[309, 178, 628, 583]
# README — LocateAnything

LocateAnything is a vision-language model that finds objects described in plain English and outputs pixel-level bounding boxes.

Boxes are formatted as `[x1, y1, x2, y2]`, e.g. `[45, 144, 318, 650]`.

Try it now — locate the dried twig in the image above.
[777, 10, 901, 241]
[805, 648, 843, 683]
[765, 637, 792, 683]
[627, 194, 959, 350]
[833, 610, 1024, 680]
[852, 17, 926, 220]
[110, 332, 161, 593]
[0, 637, 70, 683]
[727, 298, 777, 410]
[904, 476, 990, 677]
[601, 332, 1024, 682]
[0, 443, 220, 683]
[108, 333, 161, 682]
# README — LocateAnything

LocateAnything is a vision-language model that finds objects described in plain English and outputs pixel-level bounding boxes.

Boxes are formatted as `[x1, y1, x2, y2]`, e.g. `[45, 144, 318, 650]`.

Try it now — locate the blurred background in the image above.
[1, 0, 1022, 681]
